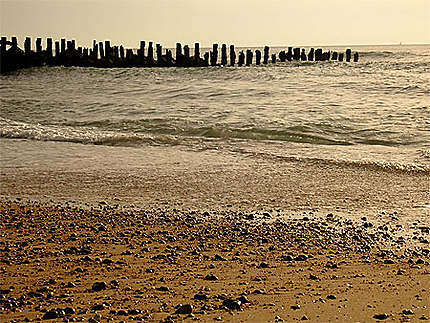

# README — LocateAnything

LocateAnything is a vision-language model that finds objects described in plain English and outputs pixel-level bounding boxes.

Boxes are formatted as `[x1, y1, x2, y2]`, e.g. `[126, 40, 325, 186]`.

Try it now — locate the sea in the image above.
[1, 44, 429, 172]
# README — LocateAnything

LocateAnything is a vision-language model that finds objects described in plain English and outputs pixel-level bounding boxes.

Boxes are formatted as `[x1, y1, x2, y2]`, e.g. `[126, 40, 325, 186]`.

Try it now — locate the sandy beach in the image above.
[1, 139, 429, 322]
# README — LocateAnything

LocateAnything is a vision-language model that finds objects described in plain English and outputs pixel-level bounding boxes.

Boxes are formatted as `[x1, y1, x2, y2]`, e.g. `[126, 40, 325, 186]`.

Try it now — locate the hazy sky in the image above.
[1, 0, 429, 48]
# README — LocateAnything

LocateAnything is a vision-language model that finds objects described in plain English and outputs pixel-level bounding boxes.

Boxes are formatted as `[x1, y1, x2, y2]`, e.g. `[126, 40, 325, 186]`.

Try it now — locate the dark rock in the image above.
[294, 255, 308, 261]
[66, 282, 76, 288]
[116, 310, 127, 316]
[102, 259, 113, 265]
[157, 286, 170, 292]
[175, 304, 193, 314]
[194, 293, 209, 301]
[281, 255, 293, 261]
[309, 274, 319, 280]
[63, 307, 75, 315]
[214, 254, 227, 261]
[373, 313, 389, 320]
[128, 309, 140, 315]
[223, 298, 241, 311]
[92, 304, 105, 311]
[301, 315, 308, 320]
[42, 310, 59, 320]
[291, 305, 301, 310]
[258, 262, 269, 268]
[402, 309, 414, 315]
[237, 296, 249, 304]
[327, 295, 336, 300]
[204, 274, 219, 281]
[384, 259, 395, 264]
[92, 281, 107, 292]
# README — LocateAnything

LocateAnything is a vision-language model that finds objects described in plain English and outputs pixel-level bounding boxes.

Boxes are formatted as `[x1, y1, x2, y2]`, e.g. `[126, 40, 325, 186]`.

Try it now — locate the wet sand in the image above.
[0, 139, 429, 322]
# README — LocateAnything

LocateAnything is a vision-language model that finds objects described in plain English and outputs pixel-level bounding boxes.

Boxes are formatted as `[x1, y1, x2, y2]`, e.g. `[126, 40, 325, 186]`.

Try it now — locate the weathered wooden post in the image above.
[271, 53, 276, 64]
[255, 50, 261, 65]
[0, 37, 6, 56]
[346, 49, 351, 62]
[61, 39, 66, 53]
[113, 46, 119, 58]
[148, 42, 154, 62]
[139, 41, 145, 58]
[308, 48, 314, 61]
[36, 38, 42, 53]
[194, 43, 200, 64]
[263, 46, 269, 64]
[238, 51, 245, 66]
[166, 49, 173, 65]
[229, 45, 236, 66]
[315, 49, 322, 61]
[176, 42, 182, 66]
[184, 45, 190, 65]
[11, 37, 17, 49]
[287, 47, 293, 61]
[46, 38, 53, 58]
[279, 50, 286, 62]
[126, 48, 133, 62]
[55, 41, 60, 57]
[331, 51, 338, 60]
[93, 42, 98, 59]
[300, 49, 307, 61]
[105, 41, 111, 58]
[120, 45, 125, 60]
[338, 53, 344, 61]
[71, 40, 76, 51]
[203, 52, 209, 66]
[24, 37, 31, 54]
[293, 48, 300, 60]
[211, 44, 218, 66]
[353, 52, 359, 62]
[99, 42, 104, 58]
[245, 49, 253, 66]
[156, 44, 162, 63]
[221, 44, 227, 66]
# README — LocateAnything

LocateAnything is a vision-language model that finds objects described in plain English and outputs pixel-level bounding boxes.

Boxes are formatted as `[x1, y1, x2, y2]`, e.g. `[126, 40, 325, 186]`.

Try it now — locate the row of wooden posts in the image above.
[0, 36, 359, 73]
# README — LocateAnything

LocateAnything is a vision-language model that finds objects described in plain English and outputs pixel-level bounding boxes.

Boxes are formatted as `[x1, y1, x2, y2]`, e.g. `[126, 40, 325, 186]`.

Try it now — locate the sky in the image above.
[1, 0, 429, 48]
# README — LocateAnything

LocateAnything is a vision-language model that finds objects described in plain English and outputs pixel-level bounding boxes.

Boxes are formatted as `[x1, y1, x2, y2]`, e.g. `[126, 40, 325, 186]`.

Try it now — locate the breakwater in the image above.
[0, 36, 359, 73]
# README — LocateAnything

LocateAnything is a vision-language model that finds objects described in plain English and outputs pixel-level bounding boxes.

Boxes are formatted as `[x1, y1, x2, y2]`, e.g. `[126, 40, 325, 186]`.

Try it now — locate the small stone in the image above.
[258, 262, 269, 268]
[204, 274, 219, 281]
[214, 254, 227, 261]
[214, 317, 222, 321]
[222, 299, 241, 311]
[92, 304, 105, 311]
[42, 310, 59, 320]
[237, 296, 249, 304]
[373, 313, 389, 320]
[294, 255, 308, 261]
[402, 309, 414, 315]
[63, 307, 75, 315]
[291, 304, 301, 310]
[301, 315, 308, 320]
[416, 259, 425, 264]
[116, 310, 127, 316]
[194, 293, 209, 301]
[92, 281, 107, 292]
[175, 304, 193, 315]
[66, 282, 76, 288]
[327, 295, 336, 300]
[157, 286, 170, 292]
[309, 274, 319, 280]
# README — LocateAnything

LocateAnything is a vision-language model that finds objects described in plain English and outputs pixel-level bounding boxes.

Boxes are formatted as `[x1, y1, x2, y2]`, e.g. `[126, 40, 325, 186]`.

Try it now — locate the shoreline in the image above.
[1, 139, 429, 322]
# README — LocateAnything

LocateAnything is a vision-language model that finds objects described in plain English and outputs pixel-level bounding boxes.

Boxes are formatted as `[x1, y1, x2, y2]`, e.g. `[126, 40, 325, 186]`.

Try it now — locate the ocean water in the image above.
[1, 44, 429, 171]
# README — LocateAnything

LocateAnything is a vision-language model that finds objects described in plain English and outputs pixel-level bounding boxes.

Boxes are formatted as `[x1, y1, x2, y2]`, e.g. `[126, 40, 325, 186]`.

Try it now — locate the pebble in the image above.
[222, 298, 241, 311]
[92, 281, 107, 292]
[204, 274, 219, 281]
[193, 293, 209, 301]
[373, 313, 389, 320]
[402, 309, 414, 315]
[175, 304, 193, 314]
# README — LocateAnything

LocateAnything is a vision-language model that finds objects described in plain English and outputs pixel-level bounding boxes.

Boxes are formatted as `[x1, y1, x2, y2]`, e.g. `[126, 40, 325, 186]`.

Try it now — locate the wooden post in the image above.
[211, 44, 218, 66]
[126, 48, 133, 61]
[279, 50, 286, 62]
[300, 49, 307, 61]
[255, 50, 261, 65]
[353, 52, 359, 62]
[315, 49, 322, 61]
[46, 38, 53, 57]
[99, 42, 104, 58]
[346, 49, 351, 62]
[338, 53, 344, 61]
[120, 45, 125, 59]
[230, 45, 236, 66]
[263, 46, 269, 64]
[148, 42, 154, 61]
[36, 38, 42, 53]
[71, 40, 76, 50]
[293, 48, 300, 60]
[83, 48, 89, 57]
[238, 51, 245, 66]
[194, 43, 200, 64]
[93, 43, 98, 59]
[0, 37, 6, 55]
[221, 44, 227, 66]
[77, 47, 82, 56]
[203, 52, 209, 66]
[308, 48, 314, 61]
[184, 45, 190, 62]
[331, 51, 338, 60]
[245, 49, 253, 66]
[156, 44, 162, 62]
[113, 46, 119, 58]
[55, 41, 60, 57]
[104, 41, 111, 58]
[24, 37, 31, 54]
[139, 41, 145, 58]
[61, 39, 66, 53]
[11, 37, 17, 49]
[271, 53, 276, 64]
[176, 43, 182, 66]
[286, 47, 293, 61]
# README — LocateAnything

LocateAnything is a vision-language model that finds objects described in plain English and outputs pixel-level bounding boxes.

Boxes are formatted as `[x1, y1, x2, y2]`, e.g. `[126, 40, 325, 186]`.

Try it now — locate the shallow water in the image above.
[1, 44, 429, 170]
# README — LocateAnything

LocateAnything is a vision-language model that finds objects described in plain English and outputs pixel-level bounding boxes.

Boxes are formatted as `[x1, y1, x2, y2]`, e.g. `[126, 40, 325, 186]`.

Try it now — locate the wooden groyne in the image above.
[0, 36, 359, 73]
